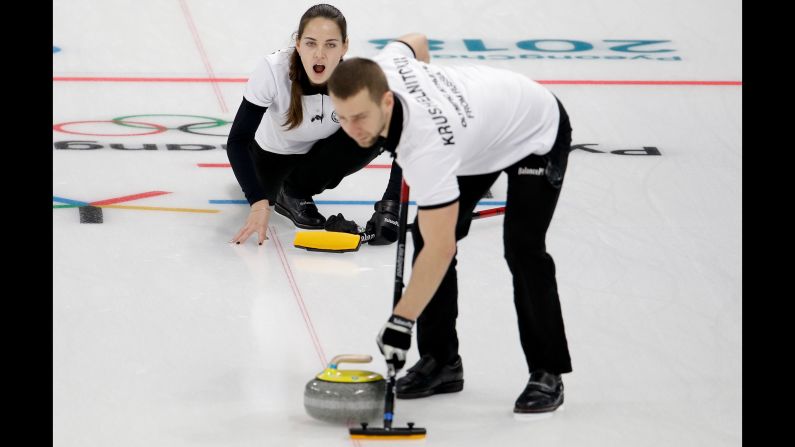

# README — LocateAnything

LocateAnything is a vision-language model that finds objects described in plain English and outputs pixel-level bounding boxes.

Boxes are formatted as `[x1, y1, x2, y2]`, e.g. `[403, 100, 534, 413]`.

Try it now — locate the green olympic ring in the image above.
[111, 114, 230, 131]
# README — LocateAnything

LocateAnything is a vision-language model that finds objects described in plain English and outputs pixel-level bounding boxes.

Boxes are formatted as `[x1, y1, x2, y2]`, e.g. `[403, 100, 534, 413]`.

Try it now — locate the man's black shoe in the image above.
[274, 189, 325, 229]
[513, 369, 564, 413]
[396, 355, 464, 399]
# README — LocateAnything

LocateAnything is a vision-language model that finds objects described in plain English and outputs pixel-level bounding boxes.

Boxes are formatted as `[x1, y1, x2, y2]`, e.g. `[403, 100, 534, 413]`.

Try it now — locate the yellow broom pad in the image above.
[350, 433, 427, 440]
[293, 231, 361, 252]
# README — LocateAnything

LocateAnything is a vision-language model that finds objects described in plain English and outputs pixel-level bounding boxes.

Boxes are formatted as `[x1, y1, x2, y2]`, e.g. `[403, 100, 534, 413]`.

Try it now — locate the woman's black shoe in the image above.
[274, 189, 326, 229]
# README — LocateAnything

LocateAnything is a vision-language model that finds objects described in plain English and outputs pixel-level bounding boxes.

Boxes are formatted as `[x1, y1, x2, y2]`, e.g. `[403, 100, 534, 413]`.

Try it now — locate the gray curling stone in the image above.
[304, 354, 386, 424]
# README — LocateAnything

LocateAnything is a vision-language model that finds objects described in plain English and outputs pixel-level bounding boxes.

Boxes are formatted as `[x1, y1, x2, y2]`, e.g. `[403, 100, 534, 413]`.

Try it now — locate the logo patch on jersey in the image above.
[518, 166, 545, 176]
[331, 111, 339, 123]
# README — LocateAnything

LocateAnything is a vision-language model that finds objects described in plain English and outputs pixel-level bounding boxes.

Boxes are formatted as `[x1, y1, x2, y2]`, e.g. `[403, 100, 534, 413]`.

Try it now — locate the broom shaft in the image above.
[393, 180, 410, 307]
[384, 374, 396, 430]
[385, 179, 410, 430]
[405, 205, 504, 229]
[471, 205, 506, 220]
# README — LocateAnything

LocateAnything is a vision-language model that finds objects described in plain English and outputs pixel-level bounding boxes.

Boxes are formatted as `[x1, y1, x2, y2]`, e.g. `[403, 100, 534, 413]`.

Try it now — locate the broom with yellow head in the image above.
[349, 179, 427, 440]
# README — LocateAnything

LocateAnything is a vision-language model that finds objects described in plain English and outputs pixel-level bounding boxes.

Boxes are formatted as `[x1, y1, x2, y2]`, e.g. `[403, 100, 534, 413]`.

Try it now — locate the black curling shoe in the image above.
[274, 189, 326, 229]
[513, 370, 564, 413]
[396, 355, 464, 399]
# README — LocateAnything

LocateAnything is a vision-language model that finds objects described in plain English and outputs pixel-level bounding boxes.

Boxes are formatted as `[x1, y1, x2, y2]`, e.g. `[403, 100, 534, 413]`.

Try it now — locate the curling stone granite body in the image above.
[304, 355, 386, 424]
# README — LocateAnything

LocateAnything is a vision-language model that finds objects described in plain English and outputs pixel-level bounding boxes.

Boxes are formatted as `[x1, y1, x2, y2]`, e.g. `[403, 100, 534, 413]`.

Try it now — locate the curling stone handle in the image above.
[329, 354, 373, 368]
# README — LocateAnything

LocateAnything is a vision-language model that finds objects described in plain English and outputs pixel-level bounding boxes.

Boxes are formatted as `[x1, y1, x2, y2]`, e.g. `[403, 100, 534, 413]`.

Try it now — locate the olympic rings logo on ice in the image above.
[52, 114, 232, 137]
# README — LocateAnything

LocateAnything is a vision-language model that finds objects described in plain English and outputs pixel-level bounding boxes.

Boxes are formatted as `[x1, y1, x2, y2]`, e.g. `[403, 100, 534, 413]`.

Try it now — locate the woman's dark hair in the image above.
[285, 4, 347, 130]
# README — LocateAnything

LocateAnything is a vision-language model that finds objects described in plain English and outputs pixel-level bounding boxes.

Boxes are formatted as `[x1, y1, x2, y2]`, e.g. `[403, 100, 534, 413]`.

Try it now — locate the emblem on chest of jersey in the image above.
[331, 111, 339, 124]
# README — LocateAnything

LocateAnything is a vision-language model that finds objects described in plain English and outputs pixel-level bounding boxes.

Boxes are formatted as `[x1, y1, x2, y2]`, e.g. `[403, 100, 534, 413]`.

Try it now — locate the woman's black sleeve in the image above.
[226, 98, 269, 205]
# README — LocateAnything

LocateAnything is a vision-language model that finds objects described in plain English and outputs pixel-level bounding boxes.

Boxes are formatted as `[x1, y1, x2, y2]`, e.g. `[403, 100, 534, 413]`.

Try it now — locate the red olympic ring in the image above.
[53, 120, 168, 136]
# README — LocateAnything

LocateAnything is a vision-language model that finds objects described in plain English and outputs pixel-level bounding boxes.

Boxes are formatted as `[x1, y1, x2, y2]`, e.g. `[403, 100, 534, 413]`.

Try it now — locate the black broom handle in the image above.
[393, 179, 411, 308]
[384, 178, 410, 431]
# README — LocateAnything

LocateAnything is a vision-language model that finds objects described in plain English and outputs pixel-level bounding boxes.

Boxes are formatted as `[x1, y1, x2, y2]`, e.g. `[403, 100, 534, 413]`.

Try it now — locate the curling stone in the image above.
[304, 354, 386, 424]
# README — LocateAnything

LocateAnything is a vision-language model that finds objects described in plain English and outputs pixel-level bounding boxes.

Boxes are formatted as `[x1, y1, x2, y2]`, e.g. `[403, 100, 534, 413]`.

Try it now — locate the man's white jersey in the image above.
[244, 48, 340, 155]
[373, 42, 560, 208]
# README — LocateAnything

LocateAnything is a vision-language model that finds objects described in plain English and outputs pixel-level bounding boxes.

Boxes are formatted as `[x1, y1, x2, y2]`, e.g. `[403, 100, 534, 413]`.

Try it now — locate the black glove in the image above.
[365, 200, 400, 245]
[376, 314, 414, 371]
[324, 213, 361, 234]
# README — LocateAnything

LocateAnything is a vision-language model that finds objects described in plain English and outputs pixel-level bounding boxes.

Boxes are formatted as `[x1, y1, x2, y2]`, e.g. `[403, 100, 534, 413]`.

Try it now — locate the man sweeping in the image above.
[327, 33, 574, 415]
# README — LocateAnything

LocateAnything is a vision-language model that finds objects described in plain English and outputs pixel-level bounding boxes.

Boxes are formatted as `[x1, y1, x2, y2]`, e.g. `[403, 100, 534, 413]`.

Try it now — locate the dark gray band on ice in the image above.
[79, 206, 104, 224]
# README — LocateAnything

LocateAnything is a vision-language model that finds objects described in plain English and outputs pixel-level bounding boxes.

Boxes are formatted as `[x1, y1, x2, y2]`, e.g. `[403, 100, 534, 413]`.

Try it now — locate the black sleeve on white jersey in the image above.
[394, 40, 417, 58]
[226, 98, 268, 205]
[418, 197, 459, 210]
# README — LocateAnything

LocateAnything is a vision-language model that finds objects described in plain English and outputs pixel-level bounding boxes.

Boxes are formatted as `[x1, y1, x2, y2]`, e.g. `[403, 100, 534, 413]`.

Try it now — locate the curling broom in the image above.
[294, 206, 505, 253]
[349, 179, 427, 440]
